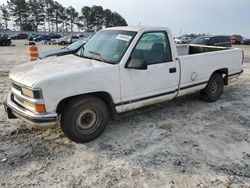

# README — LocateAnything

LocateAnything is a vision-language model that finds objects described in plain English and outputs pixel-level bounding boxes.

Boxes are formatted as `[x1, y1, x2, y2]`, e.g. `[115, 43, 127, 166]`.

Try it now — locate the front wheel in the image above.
[200, 73, 224, 102]
[60, 96, 109, 143]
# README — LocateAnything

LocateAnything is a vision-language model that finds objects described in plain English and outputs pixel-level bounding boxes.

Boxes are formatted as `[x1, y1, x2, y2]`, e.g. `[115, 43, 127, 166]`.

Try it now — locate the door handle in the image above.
[169, 67, 176, 73]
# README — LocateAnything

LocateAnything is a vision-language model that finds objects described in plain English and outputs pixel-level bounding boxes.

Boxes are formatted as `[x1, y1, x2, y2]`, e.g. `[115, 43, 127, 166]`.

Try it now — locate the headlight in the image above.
[22, 101, 46, 113]
[21, 87, 43, 99]
[14, 95, 46, 113]
[12, 83, 46, 113]
[21, 87, 34, 98]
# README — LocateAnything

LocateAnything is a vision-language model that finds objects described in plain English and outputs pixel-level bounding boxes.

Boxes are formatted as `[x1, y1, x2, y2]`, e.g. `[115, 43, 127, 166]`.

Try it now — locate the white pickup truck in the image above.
[4, 26, 244, 143]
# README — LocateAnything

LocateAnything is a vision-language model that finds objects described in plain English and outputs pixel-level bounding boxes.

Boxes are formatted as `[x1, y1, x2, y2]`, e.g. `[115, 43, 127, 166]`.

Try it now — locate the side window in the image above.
[217, 37, 223, 43]
[221, 37, 226, 43]
[131, 32, 172, 65]
[209, 37, 218, 45]
[222, 37, 229, 43]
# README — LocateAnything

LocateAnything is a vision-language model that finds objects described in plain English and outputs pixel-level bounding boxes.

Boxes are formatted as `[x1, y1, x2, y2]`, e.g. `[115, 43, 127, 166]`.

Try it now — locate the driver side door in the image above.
[119, 31, 179, 111]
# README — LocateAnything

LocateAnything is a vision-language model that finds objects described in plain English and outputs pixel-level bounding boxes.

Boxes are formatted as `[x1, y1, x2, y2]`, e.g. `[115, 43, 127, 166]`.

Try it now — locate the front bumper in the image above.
[4, 92, 57, 128]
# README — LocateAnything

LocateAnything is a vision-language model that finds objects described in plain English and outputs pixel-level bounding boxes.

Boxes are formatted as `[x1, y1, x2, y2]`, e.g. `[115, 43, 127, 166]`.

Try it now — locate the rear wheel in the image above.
[200, 73, 224, 102]
[60, 96, 109, 143]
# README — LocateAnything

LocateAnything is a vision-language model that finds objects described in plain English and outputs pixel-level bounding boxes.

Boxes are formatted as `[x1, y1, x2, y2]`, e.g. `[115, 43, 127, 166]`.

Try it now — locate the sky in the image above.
[1, 0, 250, 37]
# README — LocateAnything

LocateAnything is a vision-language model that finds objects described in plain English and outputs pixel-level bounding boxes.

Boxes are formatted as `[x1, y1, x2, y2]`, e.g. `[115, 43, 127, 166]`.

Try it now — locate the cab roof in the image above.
[102, 26, 170, 33]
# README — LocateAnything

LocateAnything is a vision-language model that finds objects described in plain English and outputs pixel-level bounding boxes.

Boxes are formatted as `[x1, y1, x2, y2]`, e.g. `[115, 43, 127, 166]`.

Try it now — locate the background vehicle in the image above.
[77, 34, 85, 38]
[191, 36, 231, 47]
[241, 38, 250, 45]
[181, 36, 194, 44]
[175, 36, 195, 44]
[34, 35, 51, 42]
[0, 34, 11, 46]
[11, 33, 28, 40]
[39, 39, 87, 59]
[56, 36, 69, 45]
[174, 37, 182, 44]
[55, 35, 87, 45]
[49, 33, 62, 39]
[230, 35, 243, 45]
[67, 36, 80, 44]
[5, 26, 243, 143]
[28, 34, 40, 41]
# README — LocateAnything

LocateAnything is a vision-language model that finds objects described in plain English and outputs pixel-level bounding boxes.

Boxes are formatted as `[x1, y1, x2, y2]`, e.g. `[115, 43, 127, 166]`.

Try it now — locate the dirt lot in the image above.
[0, 41, 250, 187]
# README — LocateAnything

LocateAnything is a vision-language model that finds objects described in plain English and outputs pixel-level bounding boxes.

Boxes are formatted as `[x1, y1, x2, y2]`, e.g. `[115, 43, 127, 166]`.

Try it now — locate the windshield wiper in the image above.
[88, 51, 107, 63]
[75, 50, 115, 64]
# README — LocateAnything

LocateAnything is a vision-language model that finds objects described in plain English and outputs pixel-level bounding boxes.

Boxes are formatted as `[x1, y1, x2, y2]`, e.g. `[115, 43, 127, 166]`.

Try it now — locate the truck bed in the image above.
[177, 44, 229, 56]
[177, 45, 243, 96]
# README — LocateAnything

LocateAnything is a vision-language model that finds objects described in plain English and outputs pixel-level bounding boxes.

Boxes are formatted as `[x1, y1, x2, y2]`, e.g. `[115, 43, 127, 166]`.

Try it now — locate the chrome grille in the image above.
[10, 83, 24, 107]
[12, 83, 21, 91]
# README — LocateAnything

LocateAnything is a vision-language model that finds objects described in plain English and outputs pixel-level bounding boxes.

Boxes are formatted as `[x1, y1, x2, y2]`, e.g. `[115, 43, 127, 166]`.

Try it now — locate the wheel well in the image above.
[213, 68, 229, 85]
[56, 92, 119, 121]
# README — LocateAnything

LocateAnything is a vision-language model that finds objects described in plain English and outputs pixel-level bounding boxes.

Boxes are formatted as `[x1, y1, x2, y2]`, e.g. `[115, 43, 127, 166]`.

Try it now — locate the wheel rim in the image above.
[210, 80, 221, 95]
[76, 109, 100, 134]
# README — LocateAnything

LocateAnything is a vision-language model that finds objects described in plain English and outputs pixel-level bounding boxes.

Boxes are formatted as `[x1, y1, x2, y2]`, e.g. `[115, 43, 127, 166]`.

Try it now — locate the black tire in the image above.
[200, 73, 224, 102]
[61, 41, 66, 45]
[60, 96, 109, 143]
[7, 41, 11, 46]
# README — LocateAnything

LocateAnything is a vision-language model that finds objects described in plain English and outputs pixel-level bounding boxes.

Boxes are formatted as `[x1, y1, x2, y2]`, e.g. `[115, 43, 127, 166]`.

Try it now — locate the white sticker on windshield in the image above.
[116, 34, 132, 41]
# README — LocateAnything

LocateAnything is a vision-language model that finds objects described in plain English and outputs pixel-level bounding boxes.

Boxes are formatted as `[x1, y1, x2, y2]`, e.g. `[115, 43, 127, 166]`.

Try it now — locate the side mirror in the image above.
[126, 58, 147, 70]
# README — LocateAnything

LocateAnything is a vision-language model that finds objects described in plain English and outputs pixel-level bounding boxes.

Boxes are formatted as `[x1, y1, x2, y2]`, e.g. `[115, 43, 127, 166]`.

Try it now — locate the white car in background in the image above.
[175, 36, 195, 44]
[174, 37, 182, 44]
[55, 36, 80, 45]
[55, 36, 68, 45]
[67, 36, 80, 44]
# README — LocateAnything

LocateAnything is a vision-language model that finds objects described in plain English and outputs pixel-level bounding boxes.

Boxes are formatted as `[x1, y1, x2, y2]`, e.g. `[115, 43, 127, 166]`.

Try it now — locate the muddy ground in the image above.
[0, 41, 249, 187]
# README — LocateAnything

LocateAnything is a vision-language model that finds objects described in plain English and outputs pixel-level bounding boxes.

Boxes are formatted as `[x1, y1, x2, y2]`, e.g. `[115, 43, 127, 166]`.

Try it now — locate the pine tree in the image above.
[66, 6, 78, 32]
[2, 1, 127, 32]
[50, 1, 64, 32]
[91, 5, 104, 31]
[28, 0, 45, 31]
[7, 0, 29, 31]
[80, 6, 94, 32]
[0, 4, 10, 29]
[104, 9, 113, 28]
[43, 0, 54, 32]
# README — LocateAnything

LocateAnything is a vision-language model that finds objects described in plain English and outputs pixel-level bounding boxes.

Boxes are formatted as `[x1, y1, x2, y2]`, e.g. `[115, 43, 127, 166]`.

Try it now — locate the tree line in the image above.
[0, 0, 128, 32]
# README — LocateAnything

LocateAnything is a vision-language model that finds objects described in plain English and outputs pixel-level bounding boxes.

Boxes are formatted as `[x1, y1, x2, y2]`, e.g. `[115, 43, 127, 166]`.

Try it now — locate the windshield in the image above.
[191, 37, 210, 45]
[66, 40, 85, 50]
[76, 30, 137, 64]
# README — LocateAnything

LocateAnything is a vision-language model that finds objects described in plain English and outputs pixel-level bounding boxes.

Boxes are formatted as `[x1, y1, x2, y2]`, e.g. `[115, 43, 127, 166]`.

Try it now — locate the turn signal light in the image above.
[35, 104, 46, 113]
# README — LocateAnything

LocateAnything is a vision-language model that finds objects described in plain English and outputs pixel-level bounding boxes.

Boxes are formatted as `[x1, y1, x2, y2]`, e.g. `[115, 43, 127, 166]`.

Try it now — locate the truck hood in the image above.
[9, 54, 114, 87]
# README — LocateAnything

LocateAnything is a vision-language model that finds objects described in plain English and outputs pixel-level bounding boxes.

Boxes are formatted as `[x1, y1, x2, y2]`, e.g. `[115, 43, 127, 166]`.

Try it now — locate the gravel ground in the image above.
[0, 41, 249, 187]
